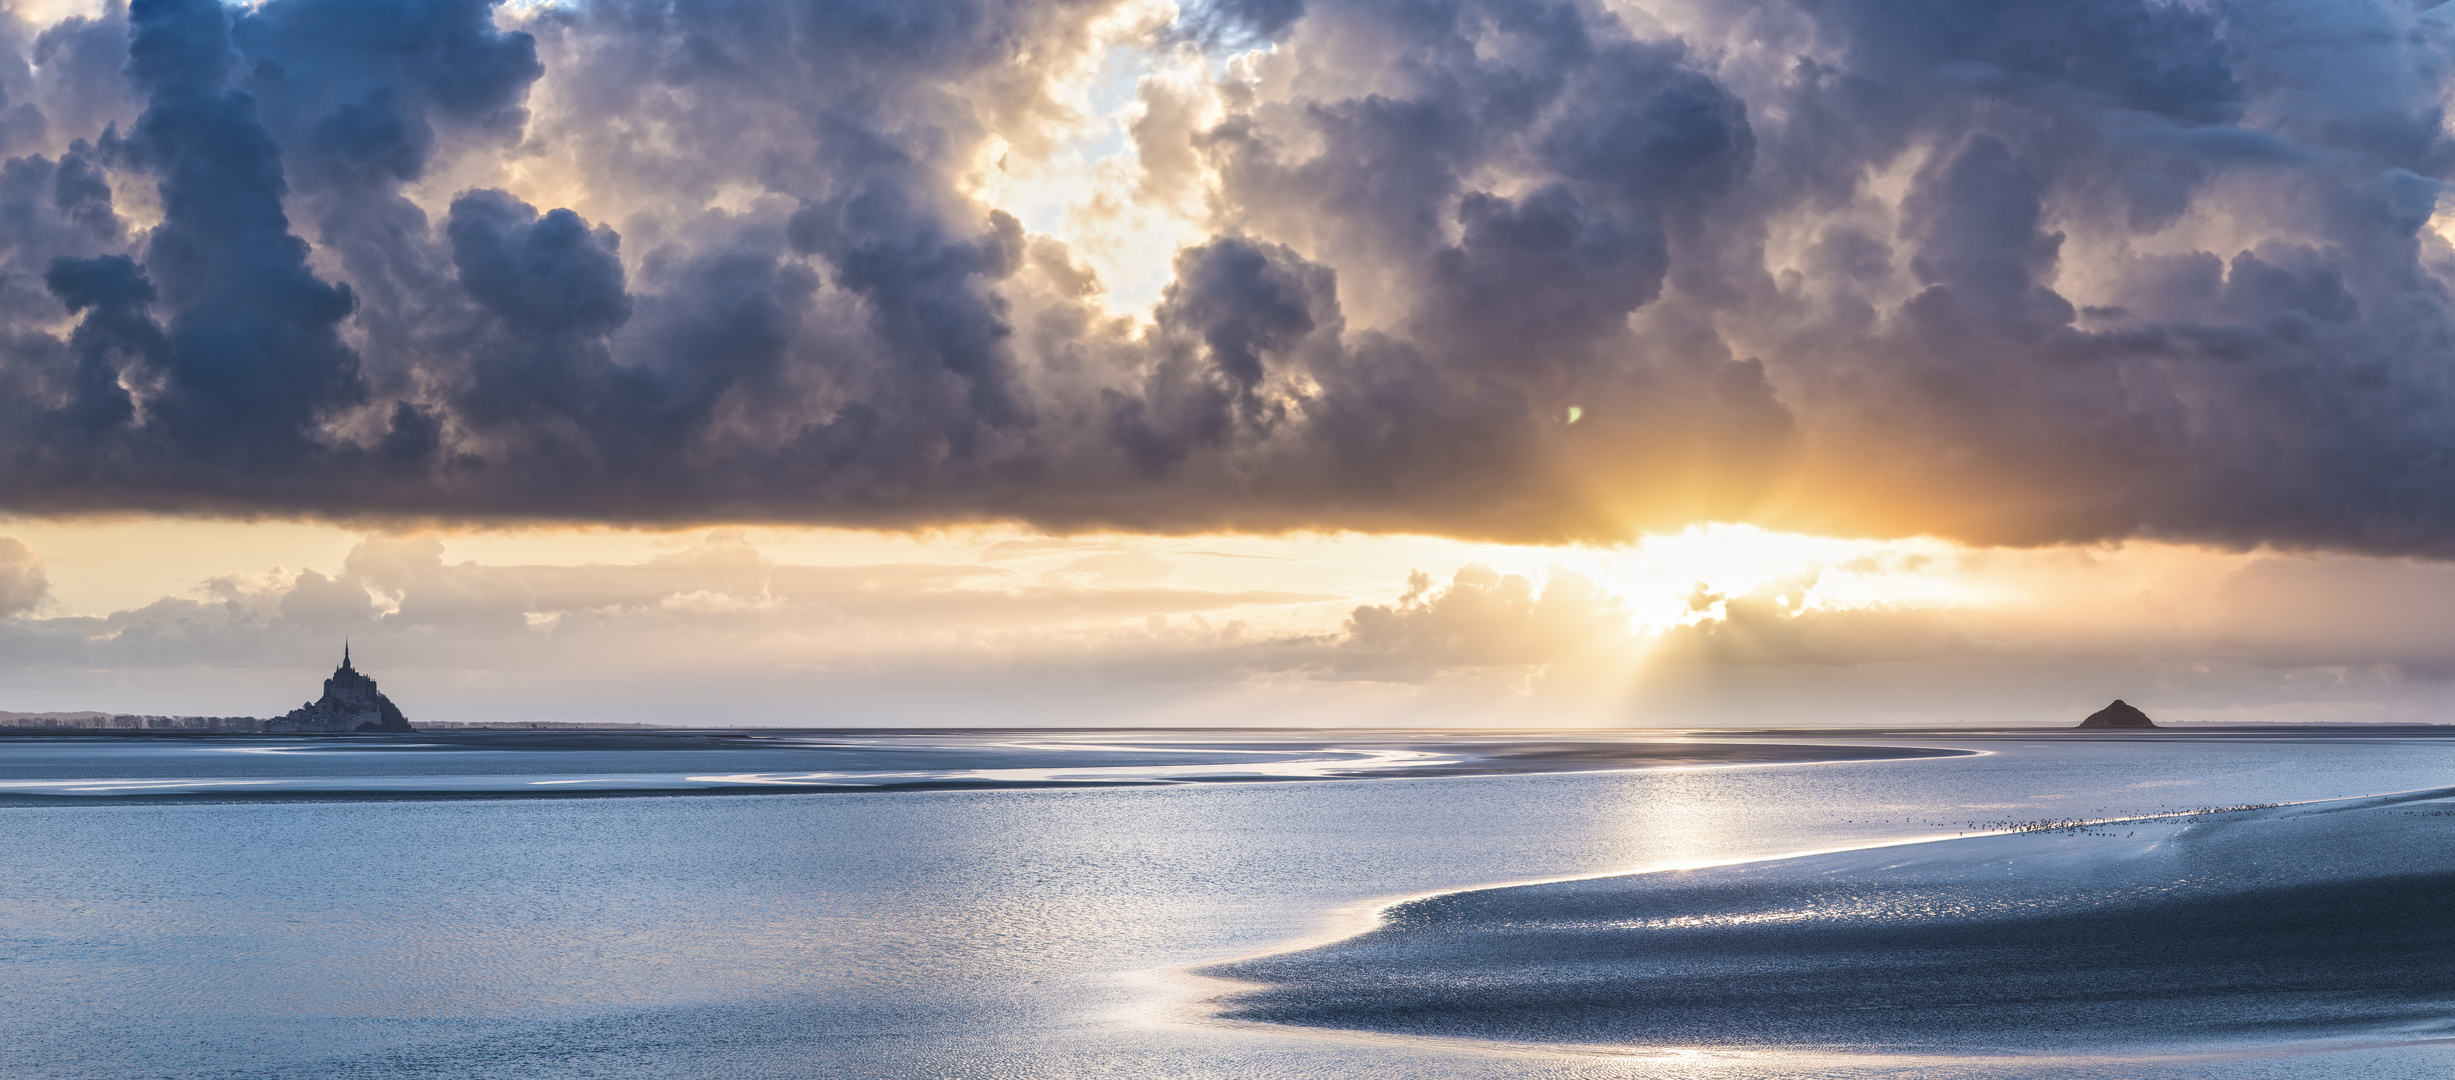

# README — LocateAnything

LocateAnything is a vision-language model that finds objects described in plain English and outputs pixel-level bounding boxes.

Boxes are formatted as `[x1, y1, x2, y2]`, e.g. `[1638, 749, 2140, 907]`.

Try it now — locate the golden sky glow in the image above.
[8, 513, 2450, 728]
[4, 515, 1992, 628]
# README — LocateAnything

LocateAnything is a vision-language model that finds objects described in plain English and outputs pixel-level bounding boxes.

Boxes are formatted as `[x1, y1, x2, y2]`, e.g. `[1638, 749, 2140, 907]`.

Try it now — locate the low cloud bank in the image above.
[7, 528, 2455, 725]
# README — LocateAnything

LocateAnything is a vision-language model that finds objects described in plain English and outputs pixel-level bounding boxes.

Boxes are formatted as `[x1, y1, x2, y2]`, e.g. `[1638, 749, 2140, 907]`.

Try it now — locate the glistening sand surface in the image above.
[1206, 787, 2455, 1054]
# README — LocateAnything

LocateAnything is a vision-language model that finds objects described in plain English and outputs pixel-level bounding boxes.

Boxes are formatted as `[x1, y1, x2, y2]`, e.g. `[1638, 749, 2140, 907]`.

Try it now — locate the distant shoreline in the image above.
[0, 715, 679, 734]
[3, 719, 2450, 737]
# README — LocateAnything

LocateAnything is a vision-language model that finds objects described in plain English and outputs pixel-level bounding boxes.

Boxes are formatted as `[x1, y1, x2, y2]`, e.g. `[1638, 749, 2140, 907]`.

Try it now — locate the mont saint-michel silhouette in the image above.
[268, 644, 414, 734]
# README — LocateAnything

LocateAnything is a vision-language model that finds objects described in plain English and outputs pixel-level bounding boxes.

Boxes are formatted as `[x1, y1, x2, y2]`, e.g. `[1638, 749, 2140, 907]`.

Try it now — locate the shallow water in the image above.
[0, 730, 1964, 799]
[2, 729, 2452, 1078]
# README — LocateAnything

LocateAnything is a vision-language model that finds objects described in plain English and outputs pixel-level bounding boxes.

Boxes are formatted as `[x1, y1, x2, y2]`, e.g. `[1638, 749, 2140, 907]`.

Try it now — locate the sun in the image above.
[1511, 525, 1995, 634]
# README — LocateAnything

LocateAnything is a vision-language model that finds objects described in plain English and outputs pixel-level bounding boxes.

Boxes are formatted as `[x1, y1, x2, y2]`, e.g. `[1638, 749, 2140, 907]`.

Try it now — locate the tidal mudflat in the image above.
[2, 729, 2451, 1078]
[1207, 787, 2455, 1054]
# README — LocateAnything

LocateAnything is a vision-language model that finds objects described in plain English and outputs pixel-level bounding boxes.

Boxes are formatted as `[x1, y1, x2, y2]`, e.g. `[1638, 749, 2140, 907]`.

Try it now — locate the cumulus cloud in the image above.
[0, 1, 2454, 555]
[1340, 564, 1634, 669]
[0, 536, 45, 615]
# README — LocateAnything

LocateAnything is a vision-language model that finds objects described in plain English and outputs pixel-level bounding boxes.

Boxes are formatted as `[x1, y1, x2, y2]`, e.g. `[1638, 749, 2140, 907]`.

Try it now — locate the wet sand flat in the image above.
[1207, 788, 2455, 1054]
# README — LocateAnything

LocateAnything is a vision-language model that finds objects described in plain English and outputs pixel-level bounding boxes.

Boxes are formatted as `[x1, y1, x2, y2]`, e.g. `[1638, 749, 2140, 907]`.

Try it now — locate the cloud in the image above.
[0, 530, 1338, 672]
[0, 1, 2453, 556]
[1340, 564, 1633, 669]
[0, 537, 46, 616]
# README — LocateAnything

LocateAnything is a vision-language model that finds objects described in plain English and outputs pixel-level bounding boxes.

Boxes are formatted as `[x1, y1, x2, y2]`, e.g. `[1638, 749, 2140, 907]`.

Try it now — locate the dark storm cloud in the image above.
[1107, 235, 1334, 475]
[230, 0, 542, 336]
[1418, 185, 1668, 363]
[1, 0, 2454, 554]
[1722, 0, 2455, 552]
[444, 188, 629, 427]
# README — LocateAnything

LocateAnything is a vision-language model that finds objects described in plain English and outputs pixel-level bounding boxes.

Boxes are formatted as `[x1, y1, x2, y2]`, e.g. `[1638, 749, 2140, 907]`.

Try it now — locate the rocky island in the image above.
[2076, 699, 2158, 729]
[269, 645, 414, 733]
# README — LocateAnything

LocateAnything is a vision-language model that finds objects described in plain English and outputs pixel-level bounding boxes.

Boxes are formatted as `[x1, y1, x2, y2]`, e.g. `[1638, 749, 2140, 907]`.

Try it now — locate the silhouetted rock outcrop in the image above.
[2077, 699, 2158, 729]
[269, 645, 413, 733]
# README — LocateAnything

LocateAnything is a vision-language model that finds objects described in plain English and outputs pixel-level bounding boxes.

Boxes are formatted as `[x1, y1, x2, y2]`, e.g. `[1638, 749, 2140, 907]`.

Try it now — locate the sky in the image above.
[4, 0, 2455, 727]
